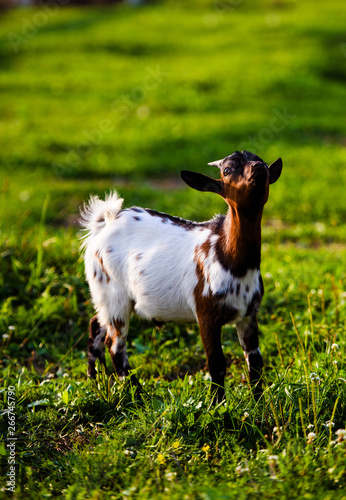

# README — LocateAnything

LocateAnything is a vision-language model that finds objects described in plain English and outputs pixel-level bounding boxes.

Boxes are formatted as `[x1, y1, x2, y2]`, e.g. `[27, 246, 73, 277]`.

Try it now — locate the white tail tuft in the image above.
[80, 191, 123, 247]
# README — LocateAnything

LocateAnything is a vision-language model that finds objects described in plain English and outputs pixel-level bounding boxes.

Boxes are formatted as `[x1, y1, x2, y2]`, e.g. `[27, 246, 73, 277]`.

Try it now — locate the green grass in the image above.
[0, 0, 346, 498]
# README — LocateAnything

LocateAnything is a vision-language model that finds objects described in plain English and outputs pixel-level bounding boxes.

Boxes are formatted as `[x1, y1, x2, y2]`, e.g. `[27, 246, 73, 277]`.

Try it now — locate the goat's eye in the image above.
[223, 167, 231, 176]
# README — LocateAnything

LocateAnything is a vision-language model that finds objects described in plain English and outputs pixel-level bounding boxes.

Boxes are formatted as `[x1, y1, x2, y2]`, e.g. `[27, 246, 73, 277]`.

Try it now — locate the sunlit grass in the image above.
[0, 0, 346, 498]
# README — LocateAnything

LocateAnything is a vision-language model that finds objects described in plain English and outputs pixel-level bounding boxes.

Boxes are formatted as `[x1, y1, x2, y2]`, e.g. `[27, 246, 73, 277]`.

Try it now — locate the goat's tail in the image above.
[80, 191, 124, 247]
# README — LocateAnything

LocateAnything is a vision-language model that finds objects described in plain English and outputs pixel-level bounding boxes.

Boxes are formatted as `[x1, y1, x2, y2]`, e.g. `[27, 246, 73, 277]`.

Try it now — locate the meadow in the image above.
[0, 0, 346, 498]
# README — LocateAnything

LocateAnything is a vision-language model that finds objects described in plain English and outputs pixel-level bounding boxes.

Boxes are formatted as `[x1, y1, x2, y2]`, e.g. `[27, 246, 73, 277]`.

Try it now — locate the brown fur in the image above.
[181, 151, 283, 402]
[95, 251, 110, 283]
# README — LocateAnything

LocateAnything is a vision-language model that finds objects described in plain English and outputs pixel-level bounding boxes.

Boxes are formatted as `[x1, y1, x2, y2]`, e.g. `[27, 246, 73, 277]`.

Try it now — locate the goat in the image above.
[80, 150, 282, 402]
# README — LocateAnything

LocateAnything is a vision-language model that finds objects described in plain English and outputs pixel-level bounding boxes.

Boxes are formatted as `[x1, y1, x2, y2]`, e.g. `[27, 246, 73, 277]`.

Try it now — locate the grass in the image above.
[0, 0, 346, 498]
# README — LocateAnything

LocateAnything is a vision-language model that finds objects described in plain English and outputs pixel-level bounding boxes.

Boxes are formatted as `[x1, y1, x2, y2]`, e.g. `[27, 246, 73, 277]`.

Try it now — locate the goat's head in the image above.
[181, 150, 282, 213]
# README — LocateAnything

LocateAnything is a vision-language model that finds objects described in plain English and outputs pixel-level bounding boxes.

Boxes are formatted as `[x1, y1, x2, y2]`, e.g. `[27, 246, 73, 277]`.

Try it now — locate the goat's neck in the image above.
[223, 204, 263, 276]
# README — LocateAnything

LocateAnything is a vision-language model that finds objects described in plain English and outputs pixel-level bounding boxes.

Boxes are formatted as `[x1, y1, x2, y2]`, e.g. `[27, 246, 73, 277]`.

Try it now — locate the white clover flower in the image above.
[307, 424, 314, 430]
[40, 379, 51, 385]
[331, 343, 339, 350]
[195, 401, 202, 409]
[166, 472, 177, 481]
[309, 372, 320, 383]
[333, 360, 338, 366]
[268, 455, 279, 478]
[2, 334, 9, 339]
[244, 412, 249, 418]
[8, 325, 15, 331]
[335, 429, 346, 441]
[307, 432, 317, 443]
[235, 465, 249, 475]
[325, 421, 335, 429]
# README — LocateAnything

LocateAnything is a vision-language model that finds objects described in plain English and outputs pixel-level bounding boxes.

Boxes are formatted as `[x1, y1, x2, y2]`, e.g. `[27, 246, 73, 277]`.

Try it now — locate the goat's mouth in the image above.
[249, 169, 268, 186]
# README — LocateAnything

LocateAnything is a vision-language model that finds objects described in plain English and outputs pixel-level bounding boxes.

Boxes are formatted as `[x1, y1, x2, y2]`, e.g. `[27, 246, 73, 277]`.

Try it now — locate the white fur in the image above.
[81, 191, 260, 332]
[80, 192, 124, 248]
[196, 236, 261, 319]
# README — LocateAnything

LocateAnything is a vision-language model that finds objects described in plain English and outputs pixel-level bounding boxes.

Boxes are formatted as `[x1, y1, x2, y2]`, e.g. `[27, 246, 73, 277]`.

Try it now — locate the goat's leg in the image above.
[236, 314, 263, 400]
[105, 319, 130, 379]
[198, 320, 226, 403]
[88, 314, 106, 379]
[104, 319, 143, 390]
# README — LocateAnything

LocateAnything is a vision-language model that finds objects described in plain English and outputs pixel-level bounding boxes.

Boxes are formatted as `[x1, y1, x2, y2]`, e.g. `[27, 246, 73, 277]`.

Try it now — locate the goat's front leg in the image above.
[88, 315, 106, 379]
[236, 314, 263, 400]
[198, 319, 226, 403]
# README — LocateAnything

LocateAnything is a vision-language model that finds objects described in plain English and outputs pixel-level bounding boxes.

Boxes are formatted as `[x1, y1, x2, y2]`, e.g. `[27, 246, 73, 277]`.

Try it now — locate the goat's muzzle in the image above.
[249, 166, 269, 186]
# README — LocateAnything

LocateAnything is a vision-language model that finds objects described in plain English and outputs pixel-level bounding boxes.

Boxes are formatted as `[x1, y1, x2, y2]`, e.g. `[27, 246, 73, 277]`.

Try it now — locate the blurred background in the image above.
[1, 0, 346, 343]
[0, 3, 346, 496]
[0, 0, 345, 233]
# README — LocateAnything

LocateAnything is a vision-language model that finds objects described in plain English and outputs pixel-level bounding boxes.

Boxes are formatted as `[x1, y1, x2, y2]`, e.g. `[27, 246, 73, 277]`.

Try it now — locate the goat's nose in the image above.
[250, 163, 268, 183]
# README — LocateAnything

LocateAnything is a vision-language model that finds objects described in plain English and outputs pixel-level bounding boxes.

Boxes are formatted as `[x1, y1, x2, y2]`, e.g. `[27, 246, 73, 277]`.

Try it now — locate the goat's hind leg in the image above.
[105, 319, 130, 379]
[105, 317, 143, 391]
[88, 314, 107, 379]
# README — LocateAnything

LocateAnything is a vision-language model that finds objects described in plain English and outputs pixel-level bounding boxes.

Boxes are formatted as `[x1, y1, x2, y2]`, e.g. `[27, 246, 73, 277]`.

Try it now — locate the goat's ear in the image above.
[268, 158, 283, 184]
[181, 171, 223, 194]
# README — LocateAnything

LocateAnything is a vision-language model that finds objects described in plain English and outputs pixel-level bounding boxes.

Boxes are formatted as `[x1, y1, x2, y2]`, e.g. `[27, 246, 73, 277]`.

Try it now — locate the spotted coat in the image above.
[81, 150, 283, 402]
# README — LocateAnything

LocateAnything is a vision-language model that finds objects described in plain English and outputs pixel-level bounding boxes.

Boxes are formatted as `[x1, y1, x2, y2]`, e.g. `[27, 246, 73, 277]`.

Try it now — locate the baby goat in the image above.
[80, 150, 282, 402]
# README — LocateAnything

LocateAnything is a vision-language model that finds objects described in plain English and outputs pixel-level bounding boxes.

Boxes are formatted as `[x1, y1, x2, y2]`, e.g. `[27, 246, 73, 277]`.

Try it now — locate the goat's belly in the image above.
[126, 247, 199, 322]
[133, 291, 197, 323]
[129, 268, 198, 323]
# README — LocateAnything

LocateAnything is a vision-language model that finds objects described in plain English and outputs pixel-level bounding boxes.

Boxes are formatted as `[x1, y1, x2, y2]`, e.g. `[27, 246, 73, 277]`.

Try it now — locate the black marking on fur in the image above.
[88, 316, 106, 379]
[111, 350, 130, 377]
[259, 274, 264, 296]
[245, 291, 262, 317]
[204, 214, 261, 277]
[145, 208, 210, 231]
[248, 351, 263, 381]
